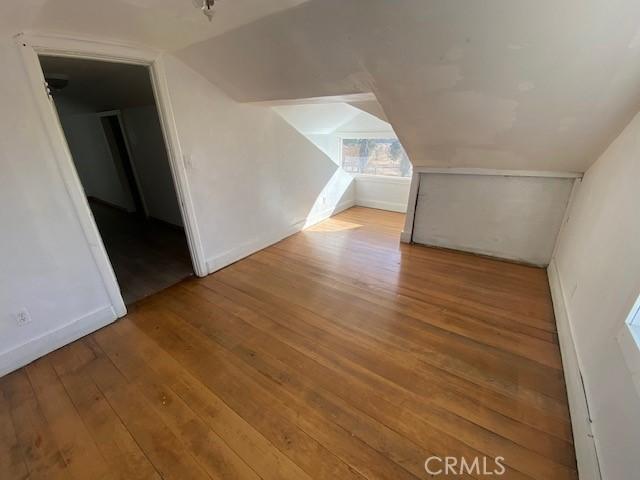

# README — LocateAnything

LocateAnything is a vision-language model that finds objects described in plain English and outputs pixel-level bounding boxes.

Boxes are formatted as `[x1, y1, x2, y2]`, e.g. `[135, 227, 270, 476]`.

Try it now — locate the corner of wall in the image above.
[547, 259, 602, 480]
[400, 230, 412, 243]
[0, 305, 118, 377]
[206, 197, 355, 274]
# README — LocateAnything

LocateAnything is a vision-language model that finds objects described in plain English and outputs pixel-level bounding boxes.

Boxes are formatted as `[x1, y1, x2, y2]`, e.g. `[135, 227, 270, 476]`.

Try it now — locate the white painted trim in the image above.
[355, 198, 406, 213]
[415, 242, 546, 267]
[336, 130, 398, 139]
[16, 34, 127, 317]
[355, 174, 411, 185]
[401, 172, 421, 243]
[16, 33, 208, 300]
[548, 259, 602, 480]
[302, 198, 356, 228]
[551, 178, 581, 260]
[625, 293, 640, 327]
[617, 294, 640, 398]
[0, 306, 117, 377]
[16, 32, 159, 64]
[250, 92, 376, 107]
[207, 222, 302, 273]
[617, 325, 640, 399]
[206, 199, 355, 273]
[412, 166, 583, 178]
[149, 55, 208, 276]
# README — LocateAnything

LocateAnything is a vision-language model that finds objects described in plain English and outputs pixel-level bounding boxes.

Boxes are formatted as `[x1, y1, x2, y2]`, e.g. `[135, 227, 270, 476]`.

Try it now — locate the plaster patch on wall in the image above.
[119, 0, 155, 8]
[451, 147, 528, 169]
[443, 45, 464, 62]
[628, 26, 640, 49]
[558, 116, 577, 132]
[430, 91, 518, 145]
[518, 81, 535, 92]
[345, 69, 377, 95]
[417, 64, 463, 93]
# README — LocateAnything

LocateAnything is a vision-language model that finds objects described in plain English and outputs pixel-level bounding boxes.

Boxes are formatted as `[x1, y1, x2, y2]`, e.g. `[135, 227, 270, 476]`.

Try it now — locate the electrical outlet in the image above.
[14, 308, 32, 326]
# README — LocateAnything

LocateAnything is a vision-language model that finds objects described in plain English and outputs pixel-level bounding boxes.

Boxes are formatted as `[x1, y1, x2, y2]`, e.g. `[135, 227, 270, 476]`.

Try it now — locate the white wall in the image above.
[0, 34, 355, 375]
[162, 54, 355, 271]
[121, 105, 183, 226]
[276, 105, 409, 213]
[411, 173, 575, 266]
[551, 112, 640, 480]
[354, 176, 410, 213]
[0, 37, 114, 374]
[302, 134, 410, 214]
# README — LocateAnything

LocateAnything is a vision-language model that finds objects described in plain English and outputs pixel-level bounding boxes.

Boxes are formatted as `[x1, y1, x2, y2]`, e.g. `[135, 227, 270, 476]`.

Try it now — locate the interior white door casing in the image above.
[15, 32, 208, 318]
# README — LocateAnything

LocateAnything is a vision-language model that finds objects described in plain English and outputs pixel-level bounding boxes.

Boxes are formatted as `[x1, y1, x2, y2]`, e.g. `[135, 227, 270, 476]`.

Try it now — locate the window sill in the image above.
[617, 323, 640, 398]
[354, 174, 412, 185]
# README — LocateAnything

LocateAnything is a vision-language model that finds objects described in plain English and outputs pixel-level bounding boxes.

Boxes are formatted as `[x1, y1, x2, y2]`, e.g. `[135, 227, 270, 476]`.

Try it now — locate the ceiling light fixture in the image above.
[193, 0, 217, 22]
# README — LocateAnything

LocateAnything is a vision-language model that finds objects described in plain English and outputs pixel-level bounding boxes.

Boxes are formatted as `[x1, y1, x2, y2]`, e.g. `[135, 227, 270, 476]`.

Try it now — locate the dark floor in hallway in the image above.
[90, 200, 193, 304]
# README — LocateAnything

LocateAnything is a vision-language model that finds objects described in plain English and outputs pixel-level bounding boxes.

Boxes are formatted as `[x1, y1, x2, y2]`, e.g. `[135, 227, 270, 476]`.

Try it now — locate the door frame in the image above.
[96, 109, 149, 217]
[15, 32, 208, 317]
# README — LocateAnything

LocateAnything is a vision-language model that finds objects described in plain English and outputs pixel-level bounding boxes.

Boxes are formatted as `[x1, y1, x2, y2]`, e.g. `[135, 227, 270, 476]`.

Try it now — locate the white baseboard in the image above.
[547, 259, 602, 480]
[356, 198, 407, 213]
[206, 222, 303, 273]
[400, 230, 412, 243]
[206, 199, 355, 273]
[0, 305, 117, 377]
[303, 198, 355, 228]
[413, 239, 547, 267]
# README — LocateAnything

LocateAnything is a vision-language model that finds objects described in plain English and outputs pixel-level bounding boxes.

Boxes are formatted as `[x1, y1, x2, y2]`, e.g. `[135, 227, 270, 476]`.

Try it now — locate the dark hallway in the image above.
[39, 55, 193, 304]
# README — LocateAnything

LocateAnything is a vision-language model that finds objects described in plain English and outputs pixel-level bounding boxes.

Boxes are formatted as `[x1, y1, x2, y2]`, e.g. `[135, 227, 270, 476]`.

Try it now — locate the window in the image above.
[618, 294, 640, 398]
[630, 297, 640, 327]
[341, 138, 412, 177]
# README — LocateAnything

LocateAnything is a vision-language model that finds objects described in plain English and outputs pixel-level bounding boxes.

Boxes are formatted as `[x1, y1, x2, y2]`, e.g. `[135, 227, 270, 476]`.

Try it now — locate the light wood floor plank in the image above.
[1, 207, 577, 480]
[0, 377, 30, 480]
[1, 370, 72, 480]
[46, 343, 161, 480]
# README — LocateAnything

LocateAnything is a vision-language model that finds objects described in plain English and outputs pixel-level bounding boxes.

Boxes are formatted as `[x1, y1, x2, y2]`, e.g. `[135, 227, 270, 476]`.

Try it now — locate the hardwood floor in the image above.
[0, 207, 576, 480]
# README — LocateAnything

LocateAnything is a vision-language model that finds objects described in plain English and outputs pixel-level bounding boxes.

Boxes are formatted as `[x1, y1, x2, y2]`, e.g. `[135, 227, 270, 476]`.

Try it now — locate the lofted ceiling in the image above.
[175, 0, 640, 172]
[5, 0, 640, 172]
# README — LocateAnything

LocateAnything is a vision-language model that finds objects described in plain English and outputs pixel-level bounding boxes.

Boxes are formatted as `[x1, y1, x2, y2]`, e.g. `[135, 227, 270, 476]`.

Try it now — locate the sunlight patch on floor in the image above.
[304, 218, 363, 232]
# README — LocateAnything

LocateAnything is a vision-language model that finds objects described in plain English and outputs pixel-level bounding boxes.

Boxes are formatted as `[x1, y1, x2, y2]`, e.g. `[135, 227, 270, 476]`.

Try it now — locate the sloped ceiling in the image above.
[272, 103, 361, 135]
[176, 0, 640, 172]
[273, 102, 393, 135]
[348, 101, 388, 123]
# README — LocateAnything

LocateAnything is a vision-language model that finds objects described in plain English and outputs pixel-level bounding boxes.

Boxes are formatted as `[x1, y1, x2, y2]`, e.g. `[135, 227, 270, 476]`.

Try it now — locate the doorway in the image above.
[38, 55, 194, 305]
[98, 112, 146, 217]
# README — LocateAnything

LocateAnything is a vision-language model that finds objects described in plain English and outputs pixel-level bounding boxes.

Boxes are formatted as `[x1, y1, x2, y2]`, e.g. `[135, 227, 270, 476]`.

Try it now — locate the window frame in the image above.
[337, 132, 412, 181]
[617, 293, 640, 398]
